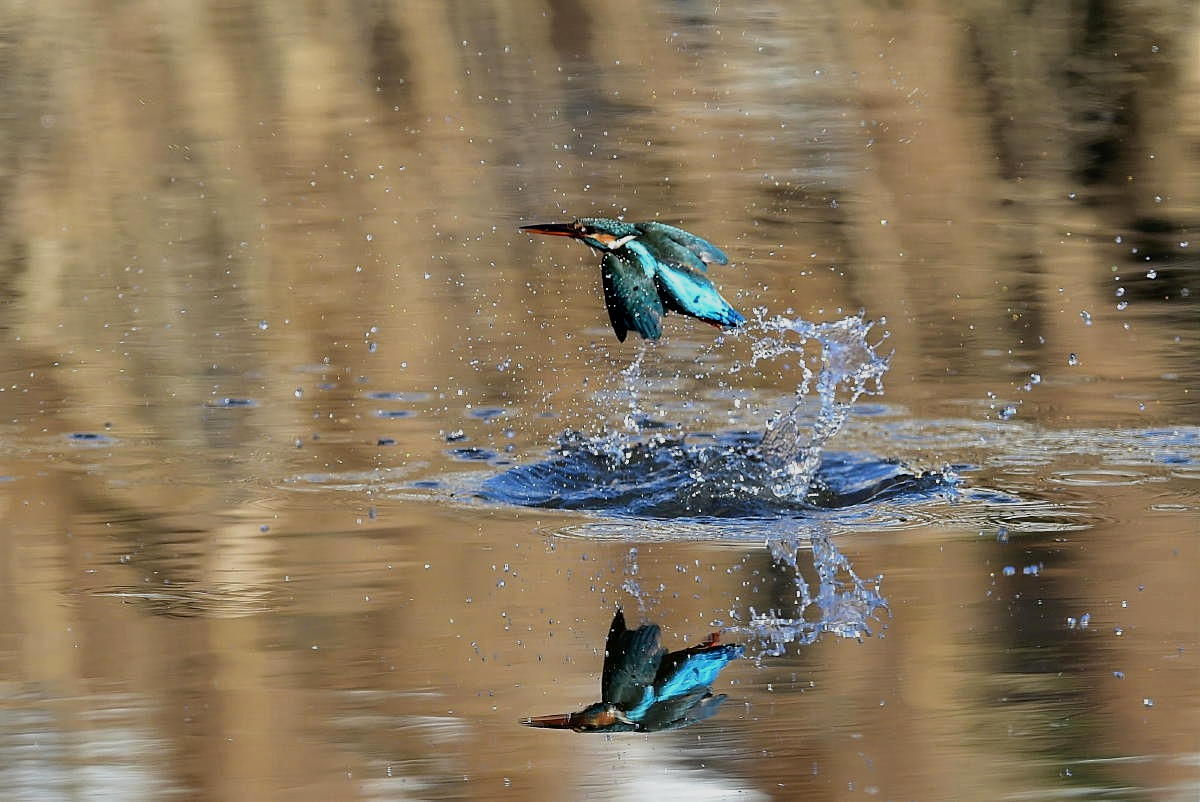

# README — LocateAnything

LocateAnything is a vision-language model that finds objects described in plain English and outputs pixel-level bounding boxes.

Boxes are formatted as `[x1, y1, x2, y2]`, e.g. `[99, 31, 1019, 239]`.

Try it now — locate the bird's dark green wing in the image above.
[601, 250, 663, 342]
[601, 611, 665, 709]
[636, 221, 729, 271]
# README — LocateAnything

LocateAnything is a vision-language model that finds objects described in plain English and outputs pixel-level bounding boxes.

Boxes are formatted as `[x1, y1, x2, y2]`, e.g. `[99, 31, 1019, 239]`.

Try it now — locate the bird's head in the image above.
[521, 702, 635, 732]
[521, 218, 640, 252]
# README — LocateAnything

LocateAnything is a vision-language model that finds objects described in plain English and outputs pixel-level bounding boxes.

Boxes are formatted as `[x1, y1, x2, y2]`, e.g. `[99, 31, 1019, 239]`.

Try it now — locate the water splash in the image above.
[743, 531, 889, 657]
[752, 314, 892, 499]
[620, 346, 648, 433]
[481, 314, 928, 518]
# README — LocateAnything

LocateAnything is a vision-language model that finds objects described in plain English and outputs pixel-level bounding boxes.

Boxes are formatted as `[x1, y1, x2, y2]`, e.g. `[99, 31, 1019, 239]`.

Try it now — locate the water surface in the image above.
[1, 1, 1198, 799]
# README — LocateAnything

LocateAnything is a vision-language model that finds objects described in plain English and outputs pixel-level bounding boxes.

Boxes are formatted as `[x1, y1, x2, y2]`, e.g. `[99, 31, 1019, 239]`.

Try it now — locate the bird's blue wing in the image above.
[652, 260, 745, 328]
[601, 251, 663, 342]
[637, 221, 729, 268]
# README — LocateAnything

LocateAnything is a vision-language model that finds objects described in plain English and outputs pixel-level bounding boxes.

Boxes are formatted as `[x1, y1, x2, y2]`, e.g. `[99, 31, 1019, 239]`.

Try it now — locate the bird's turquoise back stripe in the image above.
[624, 240, 659, 279]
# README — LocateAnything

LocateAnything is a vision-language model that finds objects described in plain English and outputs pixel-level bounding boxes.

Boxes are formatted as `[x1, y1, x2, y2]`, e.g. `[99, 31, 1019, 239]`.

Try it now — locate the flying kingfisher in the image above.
[520, 218, 745, 341]
[522, 609, 743, 733]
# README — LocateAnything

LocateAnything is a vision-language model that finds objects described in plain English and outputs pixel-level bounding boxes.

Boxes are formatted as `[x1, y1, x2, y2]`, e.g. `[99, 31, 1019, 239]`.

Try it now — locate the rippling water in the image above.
[1, 1, 1199, 799]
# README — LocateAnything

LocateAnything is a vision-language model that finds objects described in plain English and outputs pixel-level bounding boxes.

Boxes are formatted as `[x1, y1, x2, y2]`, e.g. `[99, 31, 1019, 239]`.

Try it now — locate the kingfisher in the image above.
[520, 218, 745, 341]
[522, 609, 743, 733]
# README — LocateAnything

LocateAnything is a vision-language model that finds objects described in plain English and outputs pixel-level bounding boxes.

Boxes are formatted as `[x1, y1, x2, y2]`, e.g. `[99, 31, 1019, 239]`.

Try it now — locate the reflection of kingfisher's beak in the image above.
[520, 713, 576, 729]
[520, 223, 580, 238]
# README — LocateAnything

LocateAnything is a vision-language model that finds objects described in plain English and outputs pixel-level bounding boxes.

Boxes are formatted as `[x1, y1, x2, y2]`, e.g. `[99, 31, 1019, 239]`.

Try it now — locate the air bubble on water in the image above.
[996, 526, 1009, 543]
[294, 388, 303, 398]
[1146, 269, 1157, 279]
[258, 320, 269, 330]
[1067, 353, 1080, 366]
[1143, 698, 1154, 708]
[1116, 301, 1128, 311]
[1079, 310, 1093, 326]
[1002, 566, 1016, 576]
[998, 405, 1017, 421]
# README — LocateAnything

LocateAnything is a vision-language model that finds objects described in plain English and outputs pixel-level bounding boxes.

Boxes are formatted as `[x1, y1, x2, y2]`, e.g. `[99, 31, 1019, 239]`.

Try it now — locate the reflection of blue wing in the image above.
[625, 644, 743, 722]
[652, 261, 745, 328]
[601, 251, 663, 342]
[654, 645, 743, 702]
[637, 221, 729, 268]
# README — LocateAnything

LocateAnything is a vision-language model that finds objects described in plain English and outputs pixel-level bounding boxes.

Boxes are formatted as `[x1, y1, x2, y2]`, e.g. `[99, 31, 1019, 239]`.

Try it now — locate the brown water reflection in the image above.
[1, 1, 1198, 799]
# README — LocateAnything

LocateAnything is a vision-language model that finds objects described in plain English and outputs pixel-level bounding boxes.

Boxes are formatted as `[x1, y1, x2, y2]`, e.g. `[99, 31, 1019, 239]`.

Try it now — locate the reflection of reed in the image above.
[0, 0, 1197, 798]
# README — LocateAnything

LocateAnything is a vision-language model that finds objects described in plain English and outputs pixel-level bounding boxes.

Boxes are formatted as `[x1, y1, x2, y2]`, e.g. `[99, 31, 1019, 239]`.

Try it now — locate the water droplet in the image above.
[1067, 353, 1080, 366]
[258, 320, 269, 330]
[1079, 310, 1093, 326]
[294, 387, 303, 398]
[998, 405, 1017, 421]
[1146, 269, 1158, 279]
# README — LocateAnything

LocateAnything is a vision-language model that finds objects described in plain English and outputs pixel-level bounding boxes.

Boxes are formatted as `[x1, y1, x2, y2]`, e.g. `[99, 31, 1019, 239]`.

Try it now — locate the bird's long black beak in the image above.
[521, 712, 577, 729]
[520, 223, 580, 238]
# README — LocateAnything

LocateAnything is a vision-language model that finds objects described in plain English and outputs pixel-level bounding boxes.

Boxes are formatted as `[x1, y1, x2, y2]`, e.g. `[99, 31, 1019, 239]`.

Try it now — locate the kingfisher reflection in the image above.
[522, 610, 742, 733]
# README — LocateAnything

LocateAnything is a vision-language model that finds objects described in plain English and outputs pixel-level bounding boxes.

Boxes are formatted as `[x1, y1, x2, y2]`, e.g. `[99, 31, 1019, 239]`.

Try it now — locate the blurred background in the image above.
[0, 1, 1197, 799]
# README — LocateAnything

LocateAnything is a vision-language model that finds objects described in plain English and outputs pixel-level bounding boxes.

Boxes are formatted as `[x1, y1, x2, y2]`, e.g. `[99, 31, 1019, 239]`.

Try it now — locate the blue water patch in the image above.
[448, 447, 498, 462]
[207, 398, 256, 408]
[67, 432, 114, 444]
